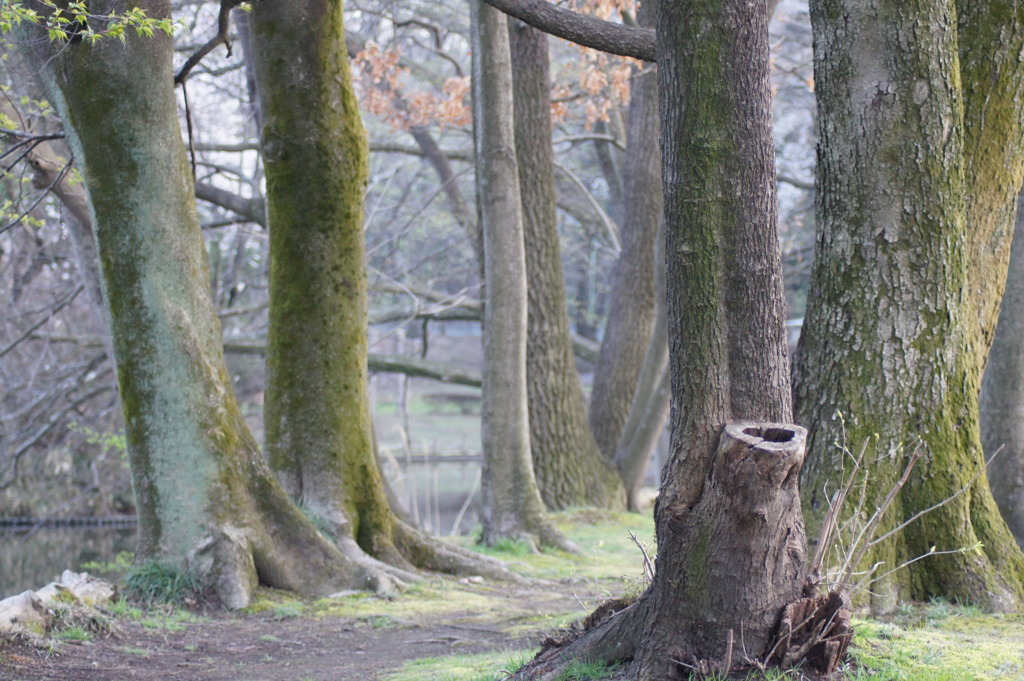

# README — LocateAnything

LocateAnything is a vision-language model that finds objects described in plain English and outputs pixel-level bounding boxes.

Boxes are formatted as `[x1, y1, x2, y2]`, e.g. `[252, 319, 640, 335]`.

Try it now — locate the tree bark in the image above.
[612, 237, 669, 512]
[253, 0, 391, 555]
[251, 0, 513, 581]
[631, 0, 800, 672]
[479, 0, 655, 62]
[794, 0, 1024, 612]
[517, 0, 815, 674]
[19, 0, 397, 609]
[587, 0, 662, 459]
[982, 191, 1024, 547]
[510, 19, 624, 511]
[473, 0, 573, 551]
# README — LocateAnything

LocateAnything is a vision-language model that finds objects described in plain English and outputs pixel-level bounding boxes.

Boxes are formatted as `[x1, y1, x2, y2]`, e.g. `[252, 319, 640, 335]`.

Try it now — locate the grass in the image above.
[383, 650, 531, 681]
[376, 512, 1024, 681]
[52, 625, 91, 642]
[554, 658, 618, 680]
[459, 508, 657, 584]
[105, 599, 143, 619]
[138, 608, 203, 631]
[121, 561, 200, 607]
[846, 604, 1024, 680]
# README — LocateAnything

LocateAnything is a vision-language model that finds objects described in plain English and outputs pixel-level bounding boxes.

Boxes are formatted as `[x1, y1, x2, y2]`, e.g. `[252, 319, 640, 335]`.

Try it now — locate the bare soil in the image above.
[0, 581, 585, 681]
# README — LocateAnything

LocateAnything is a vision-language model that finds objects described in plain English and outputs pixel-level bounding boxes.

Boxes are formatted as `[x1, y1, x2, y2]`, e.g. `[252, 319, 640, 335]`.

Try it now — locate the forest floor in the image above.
[2, 509, 1024, 681]
[0, 509, 645, 681]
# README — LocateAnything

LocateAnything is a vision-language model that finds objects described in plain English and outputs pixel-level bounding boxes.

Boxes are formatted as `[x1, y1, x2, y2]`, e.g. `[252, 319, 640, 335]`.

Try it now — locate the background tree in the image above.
[982, 190, 1024, 547]
[612, 240, 669, 511]
[251, 0, 511, 578]
[586, 0, 662, 460]
[510, 19, 624, 511]
[16, 0, 410, 608]
[793, 0, 1024, 610]
[473, 0, 573, 551]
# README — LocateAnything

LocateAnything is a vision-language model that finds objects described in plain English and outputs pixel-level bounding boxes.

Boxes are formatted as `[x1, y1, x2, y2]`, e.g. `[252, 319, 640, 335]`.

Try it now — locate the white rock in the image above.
[0, 591, 49, 635]
[34, 582, 74, 606]
[59, 570, 115, 607]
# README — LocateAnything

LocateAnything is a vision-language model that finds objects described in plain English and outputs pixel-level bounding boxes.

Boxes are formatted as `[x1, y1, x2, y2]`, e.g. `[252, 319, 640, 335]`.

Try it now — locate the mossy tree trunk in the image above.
[508, 19, 624, 511]
[473, 0, 573, 552]
[20, 0, 399, 609]
[250, 0, 515, 580]
[793, 0, 1024, 611]
[252, 0, 389, 560]
[981, 191, 1024, 547]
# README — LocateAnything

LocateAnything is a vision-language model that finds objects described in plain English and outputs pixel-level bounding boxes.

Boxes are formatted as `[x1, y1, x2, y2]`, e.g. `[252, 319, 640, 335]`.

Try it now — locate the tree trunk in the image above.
[20, 0, 394, 609]
[793, 0, 1024, 612]
[509, 19, 624, 511]
[631, 0, 802, 673]
[251, 0, 515, 581]
[473, 0, 573, 551]
[253, 0, 390, 558]
[587, 0, 661, 458]
[515, 0, 820, 675]
[982, 191, 1024, 547]
[613, 237, 668, 512]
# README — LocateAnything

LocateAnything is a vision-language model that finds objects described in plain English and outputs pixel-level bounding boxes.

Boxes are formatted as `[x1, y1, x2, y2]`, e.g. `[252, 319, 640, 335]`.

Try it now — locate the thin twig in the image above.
[850, 545, 983, 597]
[174, 0, 244, 85]
[867, 445, 1006, 549]
[0, 128, 64, 141]
[0, 285, 83, 358]
[628, 530, 654, 582]
[838, 442, 923, 588]
[182, 80, 197, 180]
[0, 156, 74, 235]
[720, 629, 734, 676]
[810, 437, 869, 578]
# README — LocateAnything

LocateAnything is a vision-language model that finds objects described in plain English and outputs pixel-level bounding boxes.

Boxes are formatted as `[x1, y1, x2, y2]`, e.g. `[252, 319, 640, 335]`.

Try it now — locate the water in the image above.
[0, 526, 136, 598]
[0, 462, 483, 598]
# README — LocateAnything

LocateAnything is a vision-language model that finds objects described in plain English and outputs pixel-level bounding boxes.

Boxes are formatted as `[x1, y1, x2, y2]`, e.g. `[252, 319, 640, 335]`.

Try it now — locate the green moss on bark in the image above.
[796, 0, 1024, 611]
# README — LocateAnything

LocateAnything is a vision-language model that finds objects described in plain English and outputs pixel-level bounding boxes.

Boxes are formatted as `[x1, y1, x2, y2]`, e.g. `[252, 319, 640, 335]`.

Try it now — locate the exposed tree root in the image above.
[769, 590, 853, 673]
[512, 597, 646, 681]
[510, 587, 852, 680]
[391, 520, 531, 583]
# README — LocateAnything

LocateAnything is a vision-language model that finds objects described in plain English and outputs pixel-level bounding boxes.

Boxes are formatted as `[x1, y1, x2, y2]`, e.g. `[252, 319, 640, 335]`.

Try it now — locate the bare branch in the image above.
[554, 160, 621, 253]
[778, 174, 814, 191]
[0, 286, 84, 359]
[195, 181, 266, 227]
[480, 0, 656, 61]
[175, 0, 245, 85]
[222, 341, 483, 387]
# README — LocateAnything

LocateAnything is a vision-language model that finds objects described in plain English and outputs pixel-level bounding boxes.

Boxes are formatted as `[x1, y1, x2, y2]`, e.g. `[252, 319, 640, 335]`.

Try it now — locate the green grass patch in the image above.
[456, 509, 656, 586]
[383, 649, 530, 681]
[847, 603, 1024, 680]
[53, 625, 91, 642]
[554, 657, 618, 681]
[81, 550, 135, 582]
[105, 598, 143, 619]
[121, 561, 200, 606]
[138, 608, 204, 632]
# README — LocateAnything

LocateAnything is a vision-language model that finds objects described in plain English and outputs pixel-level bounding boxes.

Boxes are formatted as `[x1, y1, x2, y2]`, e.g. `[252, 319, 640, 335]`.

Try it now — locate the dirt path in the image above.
[0, 581, 591, 681]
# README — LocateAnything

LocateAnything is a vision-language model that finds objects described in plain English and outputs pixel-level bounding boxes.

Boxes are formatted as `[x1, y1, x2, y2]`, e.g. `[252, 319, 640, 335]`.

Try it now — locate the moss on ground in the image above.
[848, 602, 1024, 680]
[378, 512, 1024, 681]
